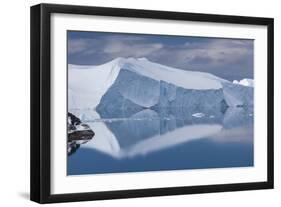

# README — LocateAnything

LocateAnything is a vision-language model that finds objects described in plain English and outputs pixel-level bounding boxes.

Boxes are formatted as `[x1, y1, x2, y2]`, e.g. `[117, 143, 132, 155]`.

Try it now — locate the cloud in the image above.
[68, 38, 101, 55]
[68, 39, 89, 54]
[186, 40, 252, 66]
[152, 39, 252, 68]
[146, 38, 253, 80]
[96, 35, 163, 57]
[68, 33, 253, 80]
[68, 35, 164, 63]
[103, 42, 163, 56]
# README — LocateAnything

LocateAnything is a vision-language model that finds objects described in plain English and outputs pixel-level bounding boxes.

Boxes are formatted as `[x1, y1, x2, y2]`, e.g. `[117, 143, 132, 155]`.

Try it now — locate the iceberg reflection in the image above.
[69, 107, 253, 159]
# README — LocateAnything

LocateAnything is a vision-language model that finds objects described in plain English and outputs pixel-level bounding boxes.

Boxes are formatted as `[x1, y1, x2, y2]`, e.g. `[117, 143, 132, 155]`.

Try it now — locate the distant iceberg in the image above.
[233, 78, 254, 87]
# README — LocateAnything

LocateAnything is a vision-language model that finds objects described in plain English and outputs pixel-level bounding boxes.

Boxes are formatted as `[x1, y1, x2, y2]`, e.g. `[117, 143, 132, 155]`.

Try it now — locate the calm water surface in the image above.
[67, 107, 253, 175]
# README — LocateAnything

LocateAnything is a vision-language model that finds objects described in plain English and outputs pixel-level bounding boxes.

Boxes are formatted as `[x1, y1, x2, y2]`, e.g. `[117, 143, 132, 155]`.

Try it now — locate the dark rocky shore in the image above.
[67, 112, 95, 155]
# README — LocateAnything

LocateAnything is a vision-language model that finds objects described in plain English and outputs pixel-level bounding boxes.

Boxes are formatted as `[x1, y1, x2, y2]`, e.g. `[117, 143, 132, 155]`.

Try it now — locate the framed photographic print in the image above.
[30, 3, 274, 203]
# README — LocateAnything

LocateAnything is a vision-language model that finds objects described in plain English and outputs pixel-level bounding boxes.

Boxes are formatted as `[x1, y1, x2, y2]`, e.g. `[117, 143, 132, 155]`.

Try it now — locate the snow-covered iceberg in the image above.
[68, 57, 254, 117]
[233, 78, 254, 87]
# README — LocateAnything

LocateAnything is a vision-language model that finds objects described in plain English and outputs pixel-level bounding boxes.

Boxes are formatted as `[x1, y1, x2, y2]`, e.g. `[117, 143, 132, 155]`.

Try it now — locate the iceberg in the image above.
[68, 57, 254, 159]
[68, 57, 254, 116]
[233, 78, 254, 87]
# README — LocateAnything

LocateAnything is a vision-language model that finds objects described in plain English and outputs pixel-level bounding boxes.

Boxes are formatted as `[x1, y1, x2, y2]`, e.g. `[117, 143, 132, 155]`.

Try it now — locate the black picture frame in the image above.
[30, 3, 274, 203]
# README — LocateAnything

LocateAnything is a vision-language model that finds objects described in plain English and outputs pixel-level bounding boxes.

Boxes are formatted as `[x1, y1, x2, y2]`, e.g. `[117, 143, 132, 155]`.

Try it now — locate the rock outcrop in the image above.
[67, 112, 95, 155]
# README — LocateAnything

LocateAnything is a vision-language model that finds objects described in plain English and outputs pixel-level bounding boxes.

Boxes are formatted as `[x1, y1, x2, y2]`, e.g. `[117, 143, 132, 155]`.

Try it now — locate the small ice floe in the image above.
[192, 113, 205, 118]
[249, 114, 253, 116]
[209, 115, 215, 119]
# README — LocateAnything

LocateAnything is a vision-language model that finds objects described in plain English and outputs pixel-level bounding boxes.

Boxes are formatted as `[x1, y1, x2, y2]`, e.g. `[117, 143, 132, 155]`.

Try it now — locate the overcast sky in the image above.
[68, 31, 253, 81]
